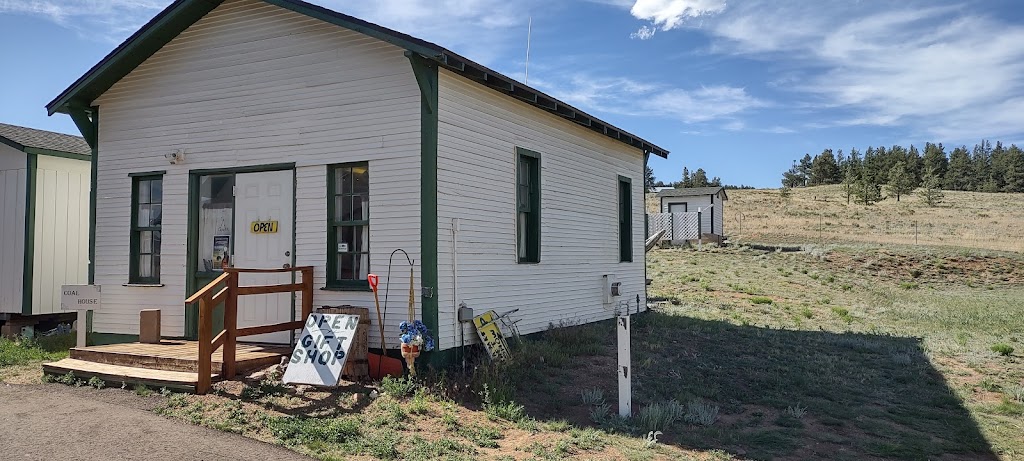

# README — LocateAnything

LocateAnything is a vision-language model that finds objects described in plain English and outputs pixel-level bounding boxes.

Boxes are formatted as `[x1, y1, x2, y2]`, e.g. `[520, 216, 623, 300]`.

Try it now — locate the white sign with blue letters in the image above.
[283, 313, 359, 386]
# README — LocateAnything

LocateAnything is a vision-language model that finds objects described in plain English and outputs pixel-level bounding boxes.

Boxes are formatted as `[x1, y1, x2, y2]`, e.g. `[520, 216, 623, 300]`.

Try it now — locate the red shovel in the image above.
[368, 274, 403, 379]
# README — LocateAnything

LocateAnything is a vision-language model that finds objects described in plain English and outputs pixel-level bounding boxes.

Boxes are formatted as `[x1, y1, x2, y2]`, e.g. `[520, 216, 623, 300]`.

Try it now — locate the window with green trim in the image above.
[327, 163, 369, 287]
[619, 176, 632, 262]
[130, 175, 163, 283]
[516, 148, 541, 263]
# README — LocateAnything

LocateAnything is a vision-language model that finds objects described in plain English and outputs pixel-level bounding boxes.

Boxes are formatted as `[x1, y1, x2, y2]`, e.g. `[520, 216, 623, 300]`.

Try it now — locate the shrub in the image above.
[270, 416, 361, 445]
[750, 296, 773, 305]
[785, 403, 807, 419]
[637, 400, 685, 431]
[831, 307, 853, 323]
[589, 403, 611, 423]
[899, 282, 919, 290]
[800, 307, 814, 319]
[991, 344, 1014, 356]
[683, 399, 719, 427]
[87, 376, 106, 389]
[580, 388, 604, 406]
[380, 376, 418, 397]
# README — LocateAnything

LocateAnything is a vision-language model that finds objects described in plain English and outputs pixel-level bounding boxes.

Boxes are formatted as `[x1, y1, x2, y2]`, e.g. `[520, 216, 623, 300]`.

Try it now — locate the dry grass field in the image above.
[648, 186, 1024, 252]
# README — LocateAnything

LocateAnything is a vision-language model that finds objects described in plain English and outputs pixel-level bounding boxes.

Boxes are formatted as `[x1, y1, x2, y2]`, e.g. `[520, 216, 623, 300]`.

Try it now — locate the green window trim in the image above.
[618, 175, 633, 263]
[516, 147, 541, 263]
[129, 174, 163, 284]
[326, 162, 370, 289]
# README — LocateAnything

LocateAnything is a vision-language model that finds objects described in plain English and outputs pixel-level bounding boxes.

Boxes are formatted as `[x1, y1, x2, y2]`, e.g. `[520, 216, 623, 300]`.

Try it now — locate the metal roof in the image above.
[655, 187, 728, 199]
[0, 123, 90, 157]
[46, 0, 668, 158]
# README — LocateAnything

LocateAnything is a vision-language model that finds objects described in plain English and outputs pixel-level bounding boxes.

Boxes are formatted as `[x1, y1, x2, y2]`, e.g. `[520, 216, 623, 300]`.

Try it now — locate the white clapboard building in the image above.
[0, 123, 90, 330]
[47, 0, 669, 362]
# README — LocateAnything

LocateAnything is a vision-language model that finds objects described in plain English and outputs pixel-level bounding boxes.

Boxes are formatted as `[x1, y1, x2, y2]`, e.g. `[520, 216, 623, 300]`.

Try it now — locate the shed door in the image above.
[233, 170, 294, 343]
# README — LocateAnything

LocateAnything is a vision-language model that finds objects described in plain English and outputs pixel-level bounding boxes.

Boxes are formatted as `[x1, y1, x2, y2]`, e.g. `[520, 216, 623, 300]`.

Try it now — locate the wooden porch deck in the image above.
[42, 341, 291, 392]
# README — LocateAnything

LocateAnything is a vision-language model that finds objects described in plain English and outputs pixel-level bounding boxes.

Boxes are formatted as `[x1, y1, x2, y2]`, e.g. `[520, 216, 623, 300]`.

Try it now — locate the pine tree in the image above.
[679, 167, 691, 188]
[970, 140, 992, 192]
[887, 161, 914, 202]
[1004, 145, 1024, 193]
[691, 168, 710, 187]
[782, 162, 806, 188]
[946, 146, 972, 191]
[797, 154, 813, 186]
[645, 165, 656, 191]
[809, 149, 841, 185]
[923, 142, 948, 179]
[919, 173, 945, 207]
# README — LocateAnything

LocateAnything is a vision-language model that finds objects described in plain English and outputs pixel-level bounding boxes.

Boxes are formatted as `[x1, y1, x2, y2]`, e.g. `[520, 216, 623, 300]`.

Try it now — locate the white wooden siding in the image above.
[435, 69, 647, 350]
[91, 0, 421, 343]
[0, 145, 26, 314]
[30, 155, 91, 314]
[661, 195, 716, 234]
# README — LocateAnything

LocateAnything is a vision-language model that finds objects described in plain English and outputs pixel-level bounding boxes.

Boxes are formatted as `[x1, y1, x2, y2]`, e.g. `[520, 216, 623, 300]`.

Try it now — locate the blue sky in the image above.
[2, 0, 1024, 187]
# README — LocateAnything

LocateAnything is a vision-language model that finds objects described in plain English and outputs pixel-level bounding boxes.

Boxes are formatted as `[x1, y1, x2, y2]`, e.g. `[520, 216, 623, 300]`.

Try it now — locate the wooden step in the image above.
[68, 340, 289, 374]
[71, 347, 203, 373]
[42, 358, 217, 393]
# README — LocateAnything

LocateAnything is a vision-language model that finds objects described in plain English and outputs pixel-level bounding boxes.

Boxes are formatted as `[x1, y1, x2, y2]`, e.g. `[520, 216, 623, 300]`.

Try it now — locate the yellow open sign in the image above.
[250, 220, 279, 234]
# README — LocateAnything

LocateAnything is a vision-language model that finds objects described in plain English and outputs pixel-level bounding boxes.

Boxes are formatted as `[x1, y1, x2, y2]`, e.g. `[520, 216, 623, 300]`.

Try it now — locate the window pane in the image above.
[138, 205, 151, 227]
[150, 204, 162, 227]
[339, 195, 351, 221]
[338, 167, 352, 194]
[138, 180, 151, 204]
[357, 253, 369, 279]
[140, 231, 152, 253]
[151, 179, 162, 204]
[138, 255, 152, 278]
[352, 194, 367, 221]
[353, 166, 368, 194]
[338, 254, 353, 280]
[153, 231, 162, 255]
[518, 213, 527, 259]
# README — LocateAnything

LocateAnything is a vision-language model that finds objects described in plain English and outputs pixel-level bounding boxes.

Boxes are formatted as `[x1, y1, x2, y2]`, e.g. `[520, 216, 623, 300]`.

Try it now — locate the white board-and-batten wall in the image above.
[0, 144, 90, 315]
[0, 143, 27, 314]
[90, 0, 422, 343]
[435, 69, 648, 351]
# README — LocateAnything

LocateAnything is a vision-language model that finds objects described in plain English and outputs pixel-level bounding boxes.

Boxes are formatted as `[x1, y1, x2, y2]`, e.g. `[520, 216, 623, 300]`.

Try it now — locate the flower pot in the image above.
[400, 343, 421, 376]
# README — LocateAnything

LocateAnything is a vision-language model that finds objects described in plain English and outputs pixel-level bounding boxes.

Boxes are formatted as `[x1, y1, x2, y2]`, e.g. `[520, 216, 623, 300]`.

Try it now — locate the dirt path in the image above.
[0, 383, 313, 461]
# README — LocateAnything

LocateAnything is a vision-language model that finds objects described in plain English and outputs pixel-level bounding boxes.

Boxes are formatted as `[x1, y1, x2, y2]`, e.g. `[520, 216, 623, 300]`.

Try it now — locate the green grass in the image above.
[646, 245, 1023, 459]
[0, 334, 74, 368]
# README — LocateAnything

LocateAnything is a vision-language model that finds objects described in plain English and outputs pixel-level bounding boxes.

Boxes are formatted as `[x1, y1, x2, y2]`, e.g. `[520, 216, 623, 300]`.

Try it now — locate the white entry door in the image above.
[233, 170, 294, 344]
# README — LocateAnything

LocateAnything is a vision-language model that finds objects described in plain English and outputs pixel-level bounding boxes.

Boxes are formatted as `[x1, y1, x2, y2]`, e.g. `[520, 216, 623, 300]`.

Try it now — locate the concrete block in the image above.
[140, 309, 161, 344]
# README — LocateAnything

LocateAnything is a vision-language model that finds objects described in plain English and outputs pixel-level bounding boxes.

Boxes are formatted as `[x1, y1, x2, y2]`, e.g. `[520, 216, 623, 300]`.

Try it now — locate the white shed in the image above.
[46, 0, 670, 365]
[656, 187, 728, 237]
[0, 123, 90, 325]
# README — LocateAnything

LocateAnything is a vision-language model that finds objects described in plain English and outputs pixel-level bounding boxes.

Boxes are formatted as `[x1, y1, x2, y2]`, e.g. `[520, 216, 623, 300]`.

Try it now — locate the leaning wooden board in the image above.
[318, 306, 370, 380]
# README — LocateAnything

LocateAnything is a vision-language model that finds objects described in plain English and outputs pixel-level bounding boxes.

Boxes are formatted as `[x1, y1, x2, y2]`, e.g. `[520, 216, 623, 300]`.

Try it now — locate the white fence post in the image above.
[617, 313, 631, 418]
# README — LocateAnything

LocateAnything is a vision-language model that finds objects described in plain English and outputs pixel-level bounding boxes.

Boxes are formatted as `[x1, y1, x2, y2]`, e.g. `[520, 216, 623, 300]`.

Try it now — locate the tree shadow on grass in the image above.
[512, 311, 998, 461]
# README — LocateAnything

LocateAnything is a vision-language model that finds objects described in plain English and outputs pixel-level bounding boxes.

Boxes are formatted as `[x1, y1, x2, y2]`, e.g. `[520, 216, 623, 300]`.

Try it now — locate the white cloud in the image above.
[531, 73, 764, 129]
[624, 0, 1024, 141]
[629, 0, 726, 31]
[0, 0, 166, 42]
[630, 25, 656, 40]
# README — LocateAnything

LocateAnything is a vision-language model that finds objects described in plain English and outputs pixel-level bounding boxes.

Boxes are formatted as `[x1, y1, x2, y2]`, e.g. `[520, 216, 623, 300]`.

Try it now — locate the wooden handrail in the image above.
[185, 271, 231, 304]
[192, 265, 315, 394]
[226, 266, 314, 273]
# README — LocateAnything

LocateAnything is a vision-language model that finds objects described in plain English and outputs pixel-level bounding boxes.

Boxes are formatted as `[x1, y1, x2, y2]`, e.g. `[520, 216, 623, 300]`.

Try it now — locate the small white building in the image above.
[656, 187, 728, 237]
[47, 0, 669, 362]
[0, 123, 91, 325]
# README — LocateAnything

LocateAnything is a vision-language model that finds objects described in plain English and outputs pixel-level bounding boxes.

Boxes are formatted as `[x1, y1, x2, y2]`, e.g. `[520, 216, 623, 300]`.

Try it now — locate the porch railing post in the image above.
[301, 267, 314, 321]
[197, 297, 212, 394]
[223, 271, 238, 379]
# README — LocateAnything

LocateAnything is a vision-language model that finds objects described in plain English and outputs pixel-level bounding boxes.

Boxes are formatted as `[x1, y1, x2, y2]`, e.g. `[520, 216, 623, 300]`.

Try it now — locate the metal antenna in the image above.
[525, 16, 532, 85]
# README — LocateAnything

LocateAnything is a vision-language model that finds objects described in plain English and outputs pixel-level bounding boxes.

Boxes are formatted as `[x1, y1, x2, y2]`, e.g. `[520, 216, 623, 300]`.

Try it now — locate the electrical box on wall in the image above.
[603, 274, 620, 305]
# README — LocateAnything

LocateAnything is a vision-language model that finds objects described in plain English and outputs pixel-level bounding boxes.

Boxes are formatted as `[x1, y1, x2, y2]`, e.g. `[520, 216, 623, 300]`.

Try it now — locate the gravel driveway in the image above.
[0, 383, 313, 461]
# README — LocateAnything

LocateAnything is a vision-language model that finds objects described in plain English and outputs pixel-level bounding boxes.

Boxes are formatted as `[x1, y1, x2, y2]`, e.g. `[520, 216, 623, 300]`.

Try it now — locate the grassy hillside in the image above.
[648, 186, 1024, 252]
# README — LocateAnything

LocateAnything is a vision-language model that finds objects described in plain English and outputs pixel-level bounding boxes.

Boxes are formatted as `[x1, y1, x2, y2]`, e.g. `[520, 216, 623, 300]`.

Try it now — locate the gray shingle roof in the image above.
[655, 187, 728, 199]
[0, 123, 90, 156]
